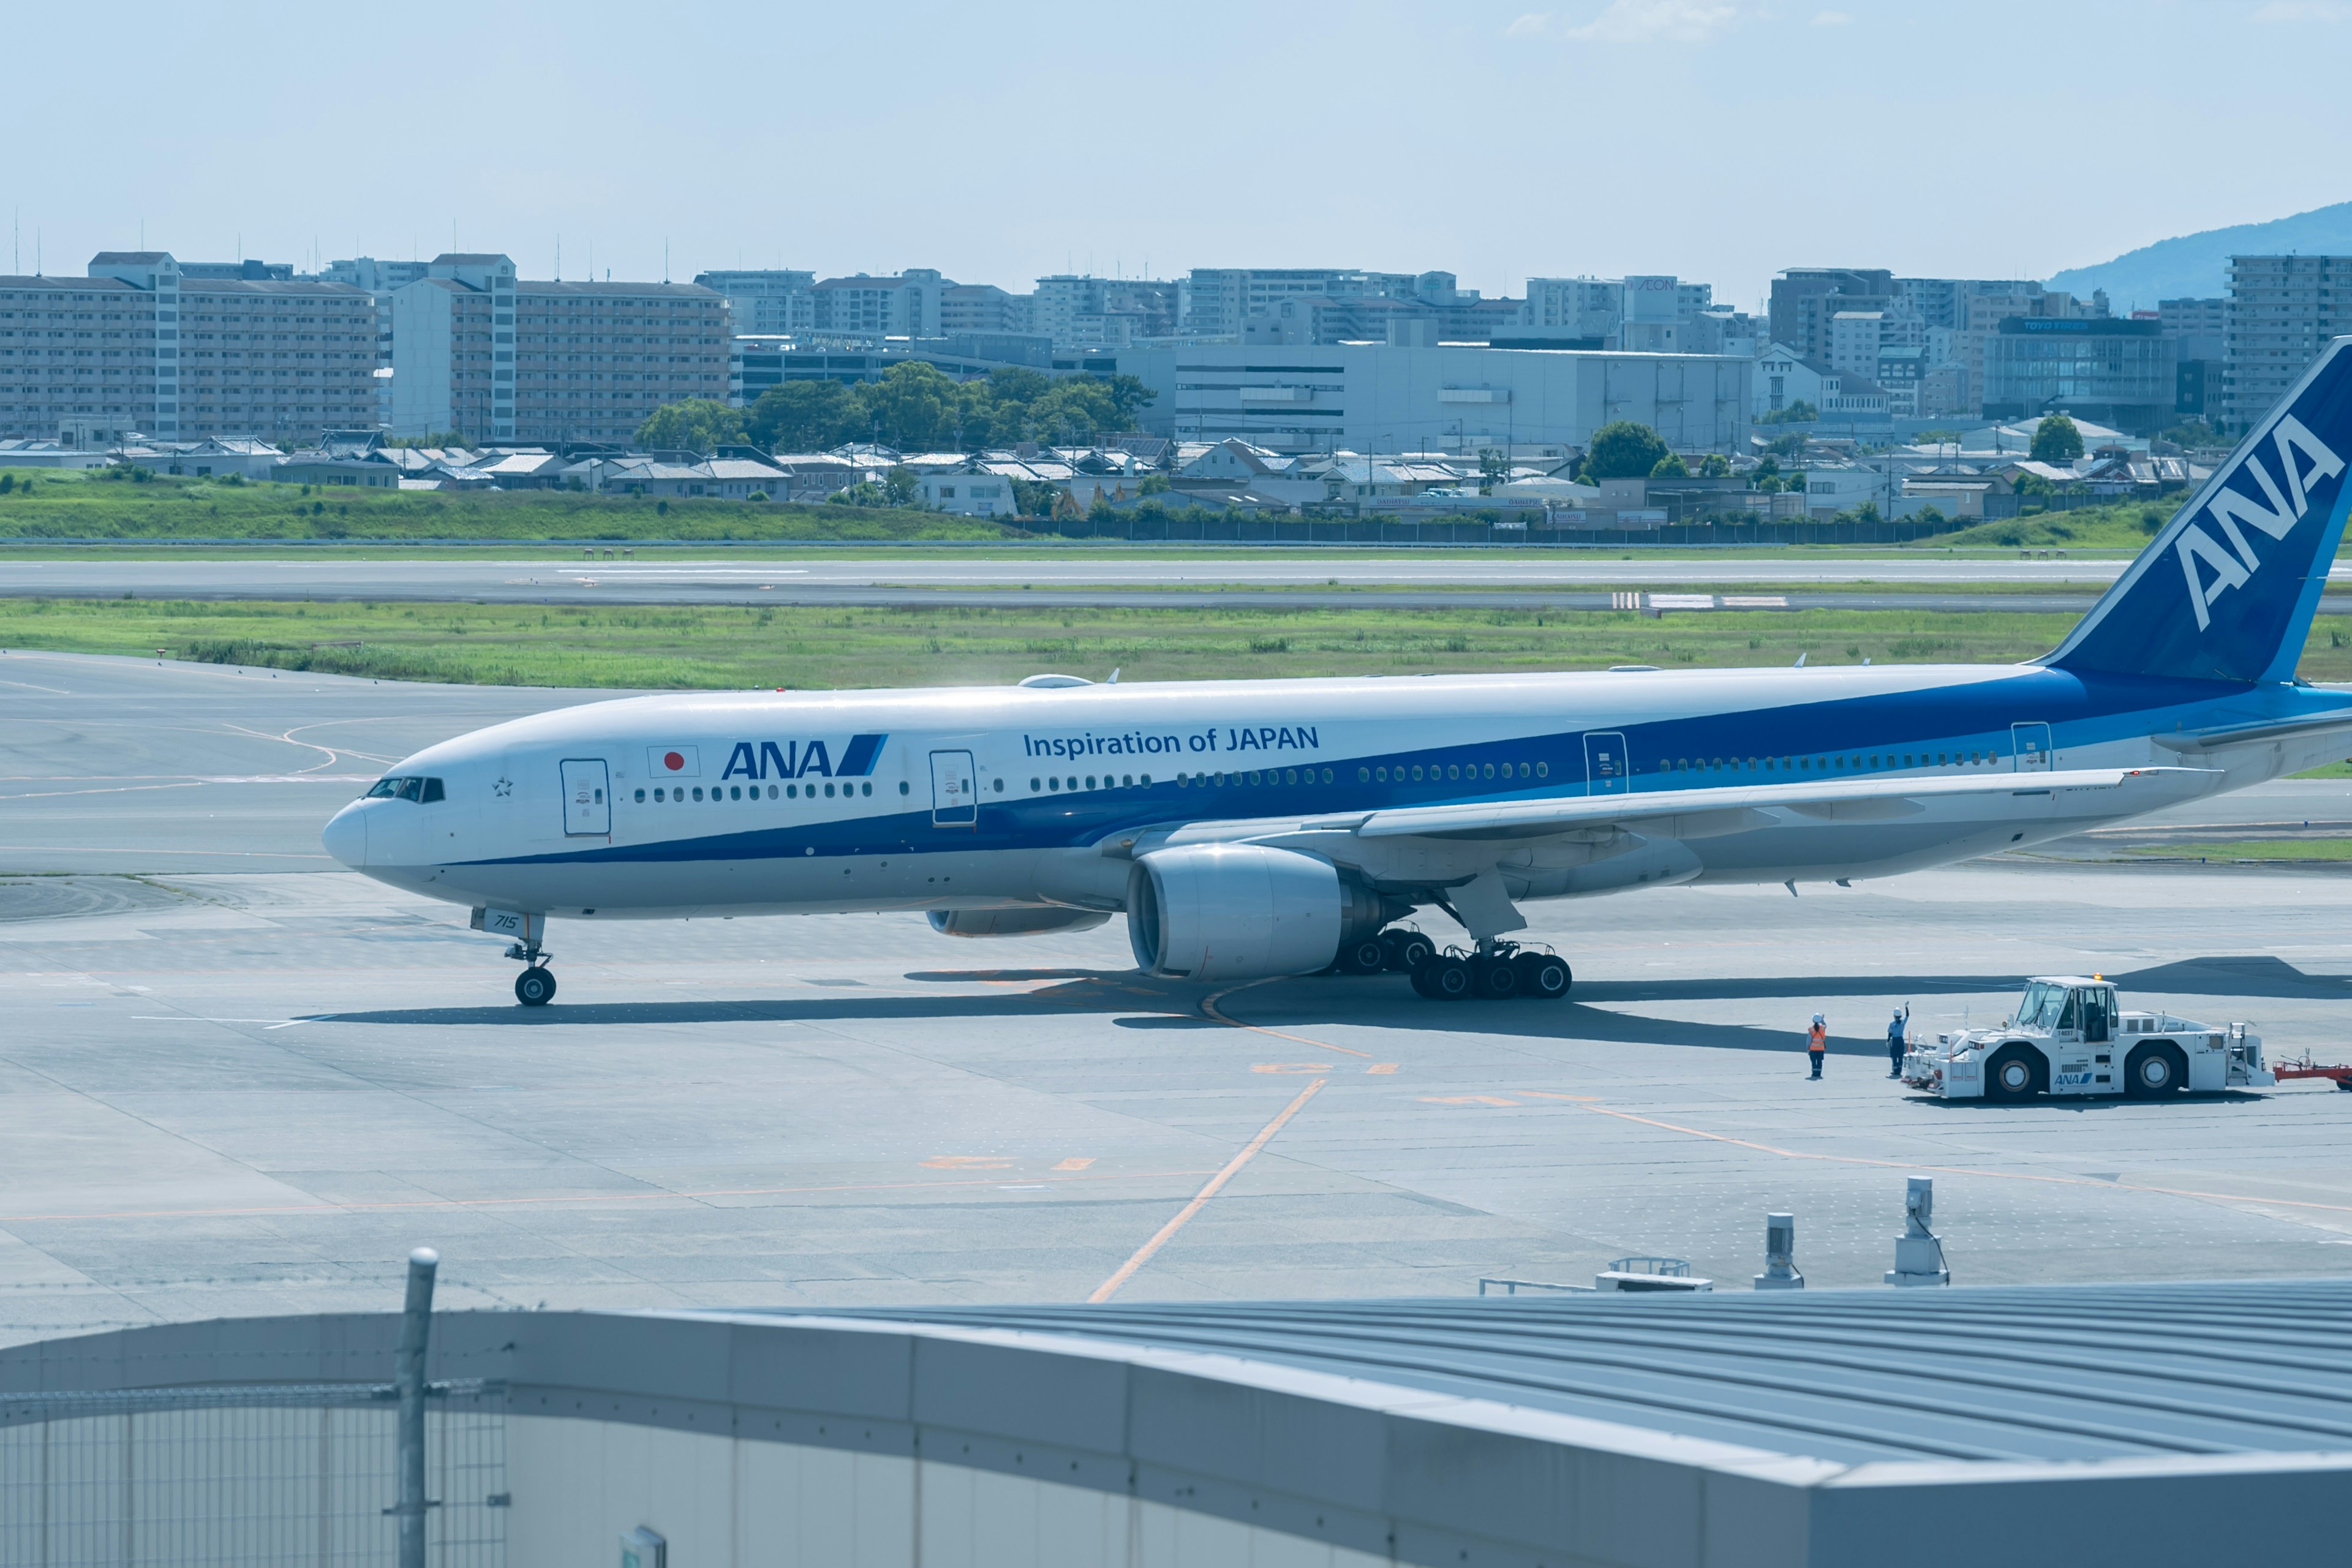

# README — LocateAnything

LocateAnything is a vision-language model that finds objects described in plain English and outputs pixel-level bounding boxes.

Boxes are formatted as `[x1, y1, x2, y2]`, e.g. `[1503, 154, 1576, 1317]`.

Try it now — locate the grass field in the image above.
[0, 467, 998, 543]
[10, 594, 2349, 690]
[0, 466, 2269, 559]
[2125, 839, 2352, 861]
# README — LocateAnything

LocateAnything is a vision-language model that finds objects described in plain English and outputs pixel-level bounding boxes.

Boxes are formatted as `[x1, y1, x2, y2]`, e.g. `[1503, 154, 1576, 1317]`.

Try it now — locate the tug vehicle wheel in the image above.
[2125, 1042, 2187, 1098]
[1985, 1044, 2039, 1102]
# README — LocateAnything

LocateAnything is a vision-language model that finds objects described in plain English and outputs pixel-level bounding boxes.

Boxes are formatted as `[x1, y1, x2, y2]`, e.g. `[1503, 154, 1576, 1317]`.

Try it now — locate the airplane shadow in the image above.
[303, 957, 2350, 1057]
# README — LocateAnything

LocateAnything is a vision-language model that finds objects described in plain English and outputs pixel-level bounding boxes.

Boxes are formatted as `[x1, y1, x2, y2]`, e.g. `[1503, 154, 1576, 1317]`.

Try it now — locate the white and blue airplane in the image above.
[328, 341, 2352, 1007]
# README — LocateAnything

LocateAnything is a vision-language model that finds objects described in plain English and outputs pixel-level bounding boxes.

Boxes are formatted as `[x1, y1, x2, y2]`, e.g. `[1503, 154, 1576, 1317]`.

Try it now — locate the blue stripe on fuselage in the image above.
[454, 668, 2329, 870]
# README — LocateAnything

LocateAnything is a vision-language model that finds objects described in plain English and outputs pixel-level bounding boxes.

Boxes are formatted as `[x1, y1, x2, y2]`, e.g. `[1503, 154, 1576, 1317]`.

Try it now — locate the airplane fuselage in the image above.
[325, 660, 2349, 926]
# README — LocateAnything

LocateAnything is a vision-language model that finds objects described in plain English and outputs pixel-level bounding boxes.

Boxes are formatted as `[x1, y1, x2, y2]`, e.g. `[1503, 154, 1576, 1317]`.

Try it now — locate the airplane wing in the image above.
[1324, 766, 2206, 842]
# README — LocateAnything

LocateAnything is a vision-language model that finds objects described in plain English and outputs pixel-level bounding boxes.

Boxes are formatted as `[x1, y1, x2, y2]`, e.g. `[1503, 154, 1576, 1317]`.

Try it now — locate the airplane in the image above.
[327, 339, 2352, 1008]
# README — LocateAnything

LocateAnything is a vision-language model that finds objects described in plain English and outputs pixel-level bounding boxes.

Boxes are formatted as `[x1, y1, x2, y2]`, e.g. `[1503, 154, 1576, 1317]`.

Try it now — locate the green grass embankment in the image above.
[0, 467, 1003, 543]
[0, 596, 2228, 690]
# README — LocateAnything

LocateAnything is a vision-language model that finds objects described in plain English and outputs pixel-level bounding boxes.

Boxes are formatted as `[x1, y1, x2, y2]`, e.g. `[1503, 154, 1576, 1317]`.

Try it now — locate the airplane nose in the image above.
[322, 802, 368, 868]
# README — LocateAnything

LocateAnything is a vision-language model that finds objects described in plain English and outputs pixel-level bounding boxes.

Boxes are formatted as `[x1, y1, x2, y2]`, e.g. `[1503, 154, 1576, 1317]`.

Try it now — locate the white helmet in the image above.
[1812, 1012, 1825, 1025]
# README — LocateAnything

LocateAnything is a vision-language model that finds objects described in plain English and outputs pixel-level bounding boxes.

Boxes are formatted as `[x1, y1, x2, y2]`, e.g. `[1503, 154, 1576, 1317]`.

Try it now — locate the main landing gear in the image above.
[1408, 939, 1572, 1003]
[507, 941, 557, 1008]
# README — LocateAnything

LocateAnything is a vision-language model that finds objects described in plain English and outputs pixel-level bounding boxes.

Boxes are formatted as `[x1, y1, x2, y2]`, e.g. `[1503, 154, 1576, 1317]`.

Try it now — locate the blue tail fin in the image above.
[2046, 336, 2352, 684]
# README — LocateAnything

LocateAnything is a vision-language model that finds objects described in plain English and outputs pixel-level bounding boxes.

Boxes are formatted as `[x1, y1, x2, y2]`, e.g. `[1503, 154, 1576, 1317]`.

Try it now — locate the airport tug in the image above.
[1904, 976, 2272, 1102]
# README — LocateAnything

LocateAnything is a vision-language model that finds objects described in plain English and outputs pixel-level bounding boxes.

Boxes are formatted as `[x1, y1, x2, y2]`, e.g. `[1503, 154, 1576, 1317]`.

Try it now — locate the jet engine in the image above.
[927, 907, 1113, 938]
[1126, 843, 1392, 982]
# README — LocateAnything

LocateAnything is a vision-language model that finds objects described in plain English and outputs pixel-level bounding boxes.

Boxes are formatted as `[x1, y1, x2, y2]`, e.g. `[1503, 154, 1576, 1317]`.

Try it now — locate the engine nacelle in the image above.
[927, 907, 1112, 939]
[1126, 844, 1387, 982]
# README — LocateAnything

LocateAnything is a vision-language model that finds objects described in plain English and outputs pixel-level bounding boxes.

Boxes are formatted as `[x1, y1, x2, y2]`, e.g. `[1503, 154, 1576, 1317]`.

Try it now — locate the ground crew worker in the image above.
[1807, 1013, 1827, 1079]
[1888, 1008, 1909, 1077]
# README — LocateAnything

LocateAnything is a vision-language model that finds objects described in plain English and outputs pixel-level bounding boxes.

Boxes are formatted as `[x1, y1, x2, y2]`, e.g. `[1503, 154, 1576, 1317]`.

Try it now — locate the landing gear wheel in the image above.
[1470, 955, 1520, 1000]
[1418, 955, 1472, 1000]
[1985, 1044, 2038, 1102]
[1515, 952, 1572, 1000]
[1382, 929, 1435, 972]
[514, 967, 557, 1007]
[1338, 936, 1390, 975]
[2125, 1042, 2187, 1098]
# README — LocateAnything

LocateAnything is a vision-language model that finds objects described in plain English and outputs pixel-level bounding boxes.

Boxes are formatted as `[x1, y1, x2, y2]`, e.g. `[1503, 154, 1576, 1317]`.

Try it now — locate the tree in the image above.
[882, 466, 919, 507]
[1477, 449, 1509, 493]
[860, 363, 962, 453]
[1649, 452, 1691, 479]
[746, 381, 862, 453]
[1698, 453, 1731, 478]
[1757, 399, 1817, 425]
[2030, 413, 2084, 463]
[1583, 421, 1671, 481]
[635, 398, 745, 453]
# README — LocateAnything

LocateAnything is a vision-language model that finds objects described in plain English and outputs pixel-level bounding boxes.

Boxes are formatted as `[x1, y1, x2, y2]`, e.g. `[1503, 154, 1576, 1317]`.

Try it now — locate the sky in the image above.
[7, 0, 2351, 309]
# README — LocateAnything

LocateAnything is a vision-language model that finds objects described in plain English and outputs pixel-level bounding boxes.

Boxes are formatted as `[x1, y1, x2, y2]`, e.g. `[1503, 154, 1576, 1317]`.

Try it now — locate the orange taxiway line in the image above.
[1088, 1077, 1329, 1303]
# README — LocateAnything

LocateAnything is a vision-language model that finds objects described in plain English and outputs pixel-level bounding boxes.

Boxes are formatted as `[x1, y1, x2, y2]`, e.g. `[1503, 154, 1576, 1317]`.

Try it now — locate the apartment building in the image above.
[940, 283, 1031, 337]
[695, 270, 815, 336]
[2223, 255, 2352, 431]
[390, 253, 727, 445]
[0, 251, 372, 445]
[1177, 268, 1421, 337]
[321, 258, 431, 426]
[1768, 269, 1896, 364]
[809, 270, 945, 338]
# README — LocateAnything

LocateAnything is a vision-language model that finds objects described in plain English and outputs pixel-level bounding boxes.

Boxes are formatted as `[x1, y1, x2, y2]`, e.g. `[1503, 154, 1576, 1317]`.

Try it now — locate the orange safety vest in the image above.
[1807, 1023, 1827, 1053]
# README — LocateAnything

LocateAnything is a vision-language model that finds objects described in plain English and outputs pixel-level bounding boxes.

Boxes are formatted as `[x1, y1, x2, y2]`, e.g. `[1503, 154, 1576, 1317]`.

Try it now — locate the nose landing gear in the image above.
[506, 941, 557, 1008]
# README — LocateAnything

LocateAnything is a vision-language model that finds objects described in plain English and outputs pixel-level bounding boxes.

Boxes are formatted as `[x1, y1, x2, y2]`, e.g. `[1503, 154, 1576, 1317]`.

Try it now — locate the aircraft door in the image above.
[930, 749, 978, 827]
[1583, 731, 1629, 796]
[560, 758, 611, 835]
[2011, 722, 2053, 771]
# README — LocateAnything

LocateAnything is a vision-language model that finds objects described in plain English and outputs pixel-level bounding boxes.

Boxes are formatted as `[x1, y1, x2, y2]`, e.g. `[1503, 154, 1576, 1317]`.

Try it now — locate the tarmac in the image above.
[6, 652, 2352, 1349]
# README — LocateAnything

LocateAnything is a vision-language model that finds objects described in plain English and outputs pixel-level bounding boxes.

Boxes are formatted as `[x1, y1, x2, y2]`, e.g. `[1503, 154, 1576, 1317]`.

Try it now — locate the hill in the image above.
[2048, 200, 2352, 307]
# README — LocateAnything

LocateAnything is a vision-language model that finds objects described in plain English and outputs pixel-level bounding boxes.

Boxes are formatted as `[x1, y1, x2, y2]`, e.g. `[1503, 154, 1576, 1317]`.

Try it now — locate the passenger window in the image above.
[636, 788, 646, 803]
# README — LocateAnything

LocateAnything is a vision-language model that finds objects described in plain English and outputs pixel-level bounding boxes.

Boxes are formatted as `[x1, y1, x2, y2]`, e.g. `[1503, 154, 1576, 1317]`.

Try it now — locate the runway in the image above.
[5, 656, 2352, 1347]
[14, 553, 2352, 614]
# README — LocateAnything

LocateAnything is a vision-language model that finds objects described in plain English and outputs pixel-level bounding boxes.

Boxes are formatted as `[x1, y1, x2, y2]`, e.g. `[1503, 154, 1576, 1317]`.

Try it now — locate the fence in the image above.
[0, 1381, 507, 1567]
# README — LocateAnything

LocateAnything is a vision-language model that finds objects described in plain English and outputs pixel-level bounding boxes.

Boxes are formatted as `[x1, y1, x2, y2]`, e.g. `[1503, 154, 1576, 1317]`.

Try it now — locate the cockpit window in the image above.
[364, 775, 445, 803]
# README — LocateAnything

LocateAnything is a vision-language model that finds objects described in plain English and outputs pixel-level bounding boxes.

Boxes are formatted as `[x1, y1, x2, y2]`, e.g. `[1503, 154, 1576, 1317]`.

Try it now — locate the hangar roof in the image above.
[772, 1278, 2352, 1467]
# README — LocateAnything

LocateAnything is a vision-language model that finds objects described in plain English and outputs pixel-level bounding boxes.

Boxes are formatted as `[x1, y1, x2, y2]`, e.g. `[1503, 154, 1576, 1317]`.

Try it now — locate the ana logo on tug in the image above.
[2177, 414, 2345, 631]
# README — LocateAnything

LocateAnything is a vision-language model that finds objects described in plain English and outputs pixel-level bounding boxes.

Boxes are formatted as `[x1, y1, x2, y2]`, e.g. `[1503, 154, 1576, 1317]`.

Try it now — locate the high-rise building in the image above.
[320, 258, 432, 426]
[939, 283, 1031, 337]
[1768, 268, 1895, 363]
[694, 270, 815, 336]
[2223, 255, 2352, 431]
[0, 251, 374, 444]
[1177, 268, 1419, 337]
[808, 270, 946, 339]
[1031, 275, 1178, 347]
[390, 254, 728, 445]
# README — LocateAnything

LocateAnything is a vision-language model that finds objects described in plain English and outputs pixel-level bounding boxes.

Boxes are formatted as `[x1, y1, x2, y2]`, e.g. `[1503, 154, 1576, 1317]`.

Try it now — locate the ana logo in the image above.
[649, 746, 700, 778]
[2176, 413, 2345, 630]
